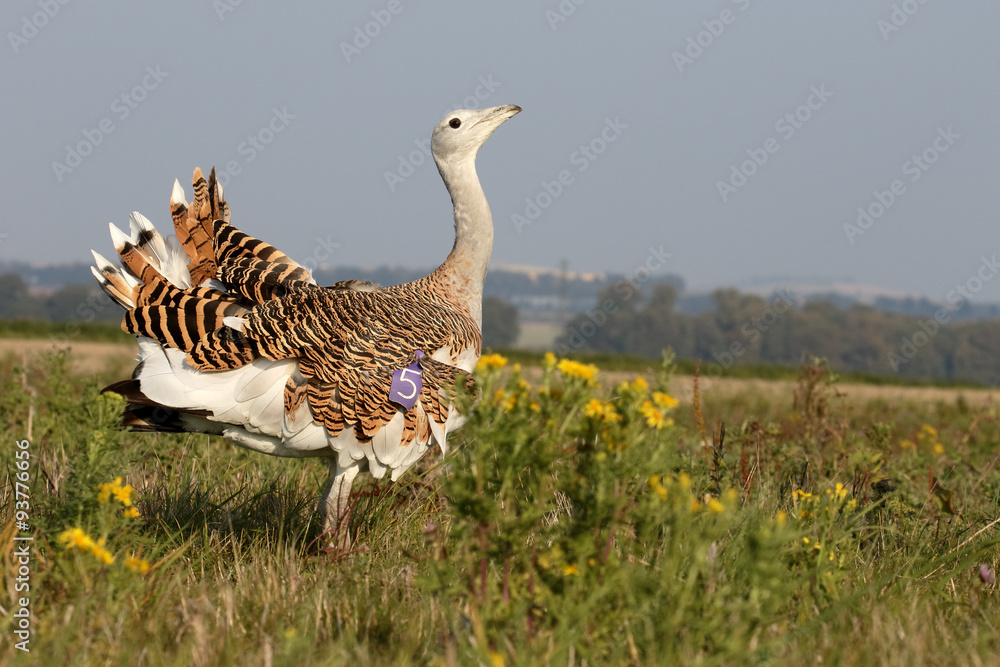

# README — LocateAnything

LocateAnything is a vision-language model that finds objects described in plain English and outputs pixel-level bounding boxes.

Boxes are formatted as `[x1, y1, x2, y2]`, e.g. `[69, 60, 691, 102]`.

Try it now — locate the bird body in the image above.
[92, 105, 521, 542]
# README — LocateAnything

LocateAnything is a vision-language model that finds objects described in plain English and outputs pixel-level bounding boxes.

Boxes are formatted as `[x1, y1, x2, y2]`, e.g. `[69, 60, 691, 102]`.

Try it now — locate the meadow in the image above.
[1, 342, 999, 666]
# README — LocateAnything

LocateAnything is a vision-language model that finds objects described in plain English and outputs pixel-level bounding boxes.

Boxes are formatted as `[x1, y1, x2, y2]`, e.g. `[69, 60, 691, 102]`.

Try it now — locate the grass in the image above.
[1, 349, 998, 665]
[0, 319, 132, 345]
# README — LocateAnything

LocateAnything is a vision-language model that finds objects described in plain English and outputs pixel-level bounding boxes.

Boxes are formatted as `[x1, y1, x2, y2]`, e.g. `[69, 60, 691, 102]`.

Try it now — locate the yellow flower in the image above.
[652, 391, 678, 410]
[900, 439, 916, 450]
[648, 476, 668, 500]
[584, 398, 621, 423]
[792, 489, 812, 500]
[97, 477, 134, 507]
[707, 498, 725, 513]
[677, 472, 691, 490]
[834, 482, 848, 500]
[631, 376, 649, 392]
[112, 484, 134, 507]
[476, 353, 508, 373]
[543, 352, 557, 369]
[690, 498, 701, 513]
[489, 651, 505, 667]
[59, 528, 95, 552]
[92, 546, 115, 565]
[529, 401, 541, 413]
[556, 359, 598, 383]
[639, 401, 669, 429]
[125, 556, 150, 575]
[933, 442, 944, 455]
[775, 510, 787, 526]
[562, 564, 579, 576]
[97, 476, 123, 504]
[123, 507, 141, 519]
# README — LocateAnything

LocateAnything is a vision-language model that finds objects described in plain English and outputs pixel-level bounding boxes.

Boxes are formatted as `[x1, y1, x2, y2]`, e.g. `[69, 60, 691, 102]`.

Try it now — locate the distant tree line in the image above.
[557, 284, 1000, 385]
[0, 272, 519, 350]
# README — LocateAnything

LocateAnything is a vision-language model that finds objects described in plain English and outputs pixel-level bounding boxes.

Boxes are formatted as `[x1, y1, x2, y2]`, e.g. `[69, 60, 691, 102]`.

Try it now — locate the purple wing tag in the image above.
[390, 350, 424, 411]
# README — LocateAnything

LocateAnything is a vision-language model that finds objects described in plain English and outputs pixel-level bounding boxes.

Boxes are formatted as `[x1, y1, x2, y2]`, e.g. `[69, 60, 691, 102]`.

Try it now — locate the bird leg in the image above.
[318, 460, 360, 549]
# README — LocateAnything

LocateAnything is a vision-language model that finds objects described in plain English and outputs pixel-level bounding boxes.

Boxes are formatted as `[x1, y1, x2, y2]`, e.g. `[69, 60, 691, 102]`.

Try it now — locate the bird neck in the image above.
[433, 156, 493, 326]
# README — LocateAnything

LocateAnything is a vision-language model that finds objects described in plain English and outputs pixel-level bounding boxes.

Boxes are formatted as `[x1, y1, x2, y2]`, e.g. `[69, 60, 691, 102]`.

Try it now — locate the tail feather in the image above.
[173, 167, 230, 286]
[123, 282, 248, 353]
[91, 250, 140, 309]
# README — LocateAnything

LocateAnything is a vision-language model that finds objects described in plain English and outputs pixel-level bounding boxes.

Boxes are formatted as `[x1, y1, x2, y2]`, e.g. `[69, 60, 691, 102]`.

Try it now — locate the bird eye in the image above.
[449, 118, 461, 129]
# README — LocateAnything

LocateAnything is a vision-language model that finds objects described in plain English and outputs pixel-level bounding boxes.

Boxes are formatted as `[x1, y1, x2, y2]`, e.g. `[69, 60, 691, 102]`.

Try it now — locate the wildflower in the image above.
[493, 389, 507, 406]
[707, 498, 725, 513]
[979, 564, 996, 585]
[583, 398, 621, 423]
[529, 401, 541, 413]
[93, 547, 115, 565]
[651, 391, 678, 410]
[584, 399, 606, 419]
[556, 359, 598, 383]
[631, 376, 649, 392]
[476, 353, 508, 373]
[775, 510, 787, 526]
[648, 476, 668, 500]
[802, 537, 811, 545]
[59, 528, 95, 552]
[900, 439, 916, 450]
[562, 564, 579, 576]
[489, 651, 505, 667]
[125, 556, 151, 575]
[792, 489, 812, 500]
[123, 507, 141, 519]
[97, 477, 134, 507]
[677, 472, 691, 490]
[933, 442, 944, 455]
[543, 352, 557, 369]
[639, 401, 670, 429]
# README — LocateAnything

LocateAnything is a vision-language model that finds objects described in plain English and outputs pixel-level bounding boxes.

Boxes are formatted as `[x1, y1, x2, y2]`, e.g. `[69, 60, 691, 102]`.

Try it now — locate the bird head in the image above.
[431, 104, 521, 168]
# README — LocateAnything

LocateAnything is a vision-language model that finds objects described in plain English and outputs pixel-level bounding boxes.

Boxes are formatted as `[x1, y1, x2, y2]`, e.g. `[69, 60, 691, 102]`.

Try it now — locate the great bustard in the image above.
[91, 105, 521, 544]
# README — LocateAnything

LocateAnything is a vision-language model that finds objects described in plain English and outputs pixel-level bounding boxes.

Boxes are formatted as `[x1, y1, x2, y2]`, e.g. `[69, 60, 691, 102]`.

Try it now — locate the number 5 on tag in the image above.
[390, 350, 424, 410]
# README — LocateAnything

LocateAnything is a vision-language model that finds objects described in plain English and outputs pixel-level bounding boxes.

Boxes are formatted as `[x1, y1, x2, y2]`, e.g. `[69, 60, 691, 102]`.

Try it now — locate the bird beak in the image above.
[479, 104, 522, 126]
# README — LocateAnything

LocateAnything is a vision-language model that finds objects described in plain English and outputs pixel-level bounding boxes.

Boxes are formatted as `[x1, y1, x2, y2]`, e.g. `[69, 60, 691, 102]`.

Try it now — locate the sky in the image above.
[2, 1, 999, 302]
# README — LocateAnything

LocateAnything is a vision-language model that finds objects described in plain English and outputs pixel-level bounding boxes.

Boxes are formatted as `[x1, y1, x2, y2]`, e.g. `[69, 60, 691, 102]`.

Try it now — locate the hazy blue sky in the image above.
[3, 2, 999, 301]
